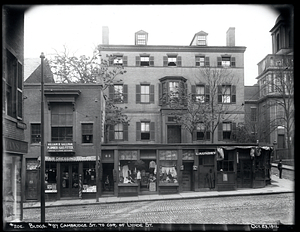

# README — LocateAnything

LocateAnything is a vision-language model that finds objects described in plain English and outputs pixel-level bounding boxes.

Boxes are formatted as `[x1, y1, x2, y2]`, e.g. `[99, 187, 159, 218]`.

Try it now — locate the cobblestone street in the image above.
[23, 193, 294, 225]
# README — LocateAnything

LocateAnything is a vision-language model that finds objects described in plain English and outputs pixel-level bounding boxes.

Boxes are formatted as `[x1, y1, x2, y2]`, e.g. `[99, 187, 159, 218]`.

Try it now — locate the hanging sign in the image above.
[196, 151, 216, 155]
[47, 142, 75, 152]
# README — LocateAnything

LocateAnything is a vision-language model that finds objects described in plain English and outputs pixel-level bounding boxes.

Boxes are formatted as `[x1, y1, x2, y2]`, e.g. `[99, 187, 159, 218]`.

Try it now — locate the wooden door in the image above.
[26, 170, 38, 200]
[182, 163, 193, 191]
[237, 160, 252, 188]
[61, 163, 79, 198]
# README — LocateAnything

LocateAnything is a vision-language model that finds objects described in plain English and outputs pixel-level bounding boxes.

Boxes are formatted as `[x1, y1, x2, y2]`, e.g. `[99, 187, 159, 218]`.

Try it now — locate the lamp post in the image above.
[40, 52, 45, 222]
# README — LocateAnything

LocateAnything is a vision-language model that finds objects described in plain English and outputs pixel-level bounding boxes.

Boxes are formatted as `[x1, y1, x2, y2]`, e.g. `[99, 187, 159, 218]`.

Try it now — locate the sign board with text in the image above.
[47, 142, 75, 152]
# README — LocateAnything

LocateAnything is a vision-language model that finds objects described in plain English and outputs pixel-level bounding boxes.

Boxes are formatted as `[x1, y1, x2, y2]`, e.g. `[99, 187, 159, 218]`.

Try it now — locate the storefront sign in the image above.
[47, 142, 75, 152]
[196, 151, 216, 155]
[4, 137, 28, 154]
[45, 156, 96, 162]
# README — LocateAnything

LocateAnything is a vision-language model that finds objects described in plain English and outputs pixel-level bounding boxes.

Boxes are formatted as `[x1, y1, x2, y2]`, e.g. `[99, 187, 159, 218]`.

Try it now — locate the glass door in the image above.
[61, 163, 79, 198]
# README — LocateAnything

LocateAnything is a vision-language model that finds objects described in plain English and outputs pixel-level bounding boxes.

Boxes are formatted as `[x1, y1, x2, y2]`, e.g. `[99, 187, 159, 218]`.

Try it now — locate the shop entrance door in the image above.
[182, 162, 193, 191]
[26, 170, 38, 200]
[167, 125, 181, 143]
[61, 163, 79, 198]
[102, 163, 114, 194]
[237, 159, 252, 188]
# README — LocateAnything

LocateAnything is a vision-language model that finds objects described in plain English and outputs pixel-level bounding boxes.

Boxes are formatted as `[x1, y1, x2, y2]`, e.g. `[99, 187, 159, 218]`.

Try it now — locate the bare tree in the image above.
[49, 46, 130, 140]
[261, 56, 294, 157]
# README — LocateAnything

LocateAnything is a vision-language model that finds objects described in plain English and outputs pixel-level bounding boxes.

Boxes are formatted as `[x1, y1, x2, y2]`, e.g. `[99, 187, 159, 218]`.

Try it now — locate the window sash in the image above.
[114, 123, 124, 140]
[51, 127, 73, 141]
[141, 122, 150, 132]
[31, 124, 41, 143]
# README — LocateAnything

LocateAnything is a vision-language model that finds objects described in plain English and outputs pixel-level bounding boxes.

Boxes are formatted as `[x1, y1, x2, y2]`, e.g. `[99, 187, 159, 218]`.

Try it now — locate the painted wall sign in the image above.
[4, 137, 28, 154]
[47, 142, 74, 152]
[45, 156, 96, 162]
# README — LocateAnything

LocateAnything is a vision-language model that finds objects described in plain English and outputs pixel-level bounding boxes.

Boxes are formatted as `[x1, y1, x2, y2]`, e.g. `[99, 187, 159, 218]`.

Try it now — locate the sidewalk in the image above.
[23, 174, 294, 209]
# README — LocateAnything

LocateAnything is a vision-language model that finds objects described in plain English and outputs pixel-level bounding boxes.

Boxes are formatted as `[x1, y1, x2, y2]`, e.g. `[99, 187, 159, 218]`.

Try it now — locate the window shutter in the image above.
[191, 85, 196, 102]
[205, 56, 210, 67]
[109, 125, 114, 141]
[192, 129, 197, 141]
[136, 85, 141, 103]
[123, 84, 128, 103]
[158, 83, 162, 105]
[163, 56, 168, 67]
[149, 56, 154, 66]
[231, 85, 236, 103]
[17, 62, 23, 119]
[206, 131, 211, 141]
[123, 56, 128, 66]
[217, 57, 222, 67]
[150, 85, 155, 103]
[205, 85, 210, 103]
[109, 56, 113, 66]
[136, 122, 141, 141]
[183, 82, 188, 106]
[109, 85, 114, 101]
[218, 123, 223, 141]
[231, 122, 236, 140]
[177, 56, 182, 67]
[136, 56, 140, 66]
[218, 85, 222, 103]
[123, 123, 128, 141]
[150, 122, 155, 141]
[231, 57, 236, 67]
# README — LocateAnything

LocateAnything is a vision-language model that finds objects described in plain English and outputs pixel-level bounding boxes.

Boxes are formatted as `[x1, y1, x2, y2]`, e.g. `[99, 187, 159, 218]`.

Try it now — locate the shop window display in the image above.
[159, 161, 178, 183]
[139, 160, 157, 191]
[119, 160, 137, 184]
[45, 163, 57, 192]
[83, 163, 96, 192]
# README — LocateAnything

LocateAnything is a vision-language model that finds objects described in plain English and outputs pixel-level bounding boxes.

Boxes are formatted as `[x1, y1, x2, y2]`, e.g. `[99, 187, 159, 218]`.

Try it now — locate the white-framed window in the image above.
[197, 35, 206, 45]
[140, 56, 150, 66]
[195, 85, 205, 103]
[141, 85, 150, 103]
[114, 84, 124, 102]
[141, 121, 150, 140]
[223, 122, 232, 140]
[168, 57, 177, 66]
[169, 81, 179, 98]
[137, 34, 146, 45]
[113, 56, 123, 65]
[221, 57, 231, 67]
[196, 56, 205, 67]
[114, 123, 124, 140]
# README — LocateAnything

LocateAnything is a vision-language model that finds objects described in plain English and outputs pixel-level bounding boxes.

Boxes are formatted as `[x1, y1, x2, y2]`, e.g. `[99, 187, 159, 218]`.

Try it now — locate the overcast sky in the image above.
[24, 4, 280, 85]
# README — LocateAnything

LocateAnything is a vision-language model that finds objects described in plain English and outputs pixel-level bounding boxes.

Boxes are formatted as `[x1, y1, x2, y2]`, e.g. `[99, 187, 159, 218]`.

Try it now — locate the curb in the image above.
[23, 189, 294, 209]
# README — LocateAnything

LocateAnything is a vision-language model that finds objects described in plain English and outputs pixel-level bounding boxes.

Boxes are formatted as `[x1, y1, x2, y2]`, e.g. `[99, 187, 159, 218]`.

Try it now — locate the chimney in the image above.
[226, 27, 235, 46]
[102, 26, 109, 45]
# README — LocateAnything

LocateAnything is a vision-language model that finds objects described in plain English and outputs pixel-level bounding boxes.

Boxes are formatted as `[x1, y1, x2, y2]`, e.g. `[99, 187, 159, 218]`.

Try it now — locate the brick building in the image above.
[245, 9, 294, 161]
[23, 67, 105, 200]
[3, 5, 29, 222]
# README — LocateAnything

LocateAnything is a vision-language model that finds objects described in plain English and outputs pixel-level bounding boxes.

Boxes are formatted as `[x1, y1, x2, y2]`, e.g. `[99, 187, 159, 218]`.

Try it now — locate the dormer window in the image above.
[197, 35, 207, 46]
[135, 30, 148, 45]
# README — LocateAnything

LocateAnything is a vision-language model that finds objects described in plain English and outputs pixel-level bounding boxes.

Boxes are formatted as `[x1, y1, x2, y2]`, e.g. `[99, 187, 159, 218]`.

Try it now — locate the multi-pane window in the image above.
[222, 122, 232, 140]
[141, 85, 150, 103]
[195, 85, 205, 103]
[217, 152, 234, 171]
[195, 56, 205, 67]
[5, 49, 23, 119]
[218, 85, 236, 103]
[197, 123, 205, 140]
[51, 103, 73, 141]
[114, 84, 124, 102]
[221, 57, 231, 67]
[169, 81, 179, 98]
[114, 123, 123, 140]
[163, 55, 181, 67]
[217, 56, 235, 67]
[197, 35, 207, 45]
[137, 34, 146, 45]
[222, 85, 231, 103]
[141, 122, 150, 140]
[82, 123, 93, 143]
[140, 56, 149, 66]
[31, 123, 41, 143]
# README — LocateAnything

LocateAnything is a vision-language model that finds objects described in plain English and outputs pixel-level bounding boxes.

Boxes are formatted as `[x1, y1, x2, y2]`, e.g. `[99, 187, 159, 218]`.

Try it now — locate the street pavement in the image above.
[23, 174, 294, 209]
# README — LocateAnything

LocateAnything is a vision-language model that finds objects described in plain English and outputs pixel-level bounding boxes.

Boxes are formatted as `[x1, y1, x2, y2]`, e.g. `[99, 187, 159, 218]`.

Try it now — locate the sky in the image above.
[24, 4, 281, 86]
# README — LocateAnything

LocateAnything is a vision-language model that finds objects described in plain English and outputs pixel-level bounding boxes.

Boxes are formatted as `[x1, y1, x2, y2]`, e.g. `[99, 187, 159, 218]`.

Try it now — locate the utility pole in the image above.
[40, 52, 45, 222]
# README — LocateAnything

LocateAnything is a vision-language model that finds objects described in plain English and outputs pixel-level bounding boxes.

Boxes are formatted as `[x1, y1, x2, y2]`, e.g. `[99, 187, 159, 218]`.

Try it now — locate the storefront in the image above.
[103, 144, 273, 197]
